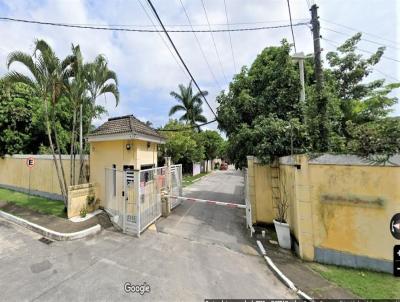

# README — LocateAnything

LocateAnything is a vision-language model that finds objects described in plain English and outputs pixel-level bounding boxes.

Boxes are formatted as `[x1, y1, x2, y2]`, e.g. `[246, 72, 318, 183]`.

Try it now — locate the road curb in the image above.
[0, 210, 101, 241]
[256, 240, 313, 301]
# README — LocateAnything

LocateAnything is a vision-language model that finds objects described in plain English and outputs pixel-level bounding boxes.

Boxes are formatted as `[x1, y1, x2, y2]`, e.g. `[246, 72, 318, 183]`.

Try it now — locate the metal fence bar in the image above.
[135, 170, 141, 237]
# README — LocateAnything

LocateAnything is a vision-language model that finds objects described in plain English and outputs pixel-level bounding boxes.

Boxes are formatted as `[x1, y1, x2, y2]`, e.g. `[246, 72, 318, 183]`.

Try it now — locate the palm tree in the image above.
[169, 81, 208, 127]
[63, 44, 87, 185]
[78, 55, 119, 183]
[4, 39, 73, 205]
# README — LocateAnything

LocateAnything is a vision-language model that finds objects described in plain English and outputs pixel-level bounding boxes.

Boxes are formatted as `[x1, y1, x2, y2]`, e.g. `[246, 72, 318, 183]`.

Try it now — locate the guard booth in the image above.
[87, 115, 182, 236]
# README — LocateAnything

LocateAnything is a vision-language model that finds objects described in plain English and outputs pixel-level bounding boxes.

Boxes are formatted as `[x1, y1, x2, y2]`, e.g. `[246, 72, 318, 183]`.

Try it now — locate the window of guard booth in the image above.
[140, 164, 155, 182]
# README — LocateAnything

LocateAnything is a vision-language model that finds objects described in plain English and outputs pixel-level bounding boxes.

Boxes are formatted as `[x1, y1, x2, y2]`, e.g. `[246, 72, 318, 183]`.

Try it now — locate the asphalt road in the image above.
[0, 168, 295, 301]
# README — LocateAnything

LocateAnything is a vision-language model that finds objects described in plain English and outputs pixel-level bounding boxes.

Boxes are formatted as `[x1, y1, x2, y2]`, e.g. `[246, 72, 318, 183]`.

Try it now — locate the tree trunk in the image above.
[69, 107, 77, 186]
[51, 100, 69, 200]
[78, 104, 85, 184]
[43, 95, 67, 205]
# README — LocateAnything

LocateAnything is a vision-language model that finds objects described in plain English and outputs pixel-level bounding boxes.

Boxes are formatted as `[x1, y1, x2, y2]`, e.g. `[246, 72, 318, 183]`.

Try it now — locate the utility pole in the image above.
[310, 4, 323, 93]
[310, 4, 328, 151]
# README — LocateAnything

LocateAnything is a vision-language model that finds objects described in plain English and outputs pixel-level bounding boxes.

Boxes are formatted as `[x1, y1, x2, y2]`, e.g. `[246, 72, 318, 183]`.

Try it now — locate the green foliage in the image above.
[0, 188, 66, 218]
[347, 117, 400, 159]
[79, 206, 87, 218]
[169, 81, 207, 127]
[0, 82, 36, 156]
[197, 130, 224, 160]
[159, 120, 205, 164]
[310, 263, 400, 299]
[159, 120, 226, 170]
[217, 35, 400, 168]
[217, 40, 307, 168]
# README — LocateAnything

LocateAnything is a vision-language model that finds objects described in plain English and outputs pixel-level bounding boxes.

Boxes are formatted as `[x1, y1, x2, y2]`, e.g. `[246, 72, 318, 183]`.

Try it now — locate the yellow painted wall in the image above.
[0, 155, 84, 195]
[67, 183, 97, 218]
[247, 154, 400, 263]
[280, 164, 299, 240]
[253, 163, 275, 223]
[309, 163, 400, 262]
[89, 139, 158, 206]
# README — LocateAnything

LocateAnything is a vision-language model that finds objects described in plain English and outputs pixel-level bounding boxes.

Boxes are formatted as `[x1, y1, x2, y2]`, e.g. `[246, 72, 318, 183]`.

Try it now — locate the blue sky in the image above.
[0, 0, 398, 131]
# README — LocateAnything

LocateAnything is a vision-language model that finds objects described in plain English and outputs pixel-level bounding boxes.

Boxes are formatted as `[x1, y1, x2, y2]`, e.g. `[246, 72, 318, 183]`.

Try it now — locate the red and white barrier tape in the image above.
[167, 195, 246, 209]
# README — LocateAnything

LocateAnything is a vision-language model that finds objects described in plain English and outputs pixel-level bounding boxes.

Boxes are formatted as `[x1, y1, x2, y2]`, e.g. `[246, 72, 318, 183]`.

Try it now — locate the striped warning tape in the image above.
[167, 195, 246, 209]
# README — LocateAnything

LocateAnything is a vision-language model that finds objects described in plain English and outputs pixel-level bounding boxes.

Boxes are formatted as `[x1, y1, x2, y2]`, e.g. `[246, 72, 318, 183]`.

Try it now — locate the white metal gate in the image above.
[169, 164, 183, 210]
[104, 164, 182, 237]
[104, 168, 126, 230]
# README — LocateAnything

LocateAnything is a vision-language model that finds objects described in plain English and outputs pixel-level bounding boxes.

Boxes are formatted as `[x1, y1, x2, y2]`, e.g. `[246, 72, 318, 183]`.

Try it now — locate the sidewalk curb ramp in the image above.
[0, 210, 101, 241]
[256, 240, 313, 301]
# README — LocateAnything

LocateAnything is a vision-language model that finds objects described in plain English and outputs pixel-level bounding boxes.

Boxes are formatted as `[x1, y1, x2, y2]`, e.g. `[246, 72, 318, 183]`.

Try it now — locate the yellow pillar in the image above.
[294, 154, 315, 260]
[247, 156, 257, 223]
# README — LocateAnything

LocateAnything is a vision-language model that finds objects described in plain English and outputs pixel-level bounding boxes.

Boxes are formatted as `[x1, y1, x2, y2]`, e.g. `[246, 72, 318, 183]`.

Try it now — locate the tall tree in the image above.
[64, 44, 87, 185]
[169, 81, 208, 128]
[217, 40, 306, 168]
[4, 39, 74, 205]
[197, 130, 224, 160]
[0, 81, 38, 156]
[78, 55, 119, 183]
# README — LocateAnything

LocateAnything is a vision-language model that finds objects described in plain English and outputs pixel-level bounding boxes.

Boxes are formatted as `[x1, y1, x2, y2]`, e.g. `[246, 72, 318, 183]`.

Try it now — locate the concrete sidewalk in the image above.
[0, 201, 112, 233]
[254, 228, 358, 299]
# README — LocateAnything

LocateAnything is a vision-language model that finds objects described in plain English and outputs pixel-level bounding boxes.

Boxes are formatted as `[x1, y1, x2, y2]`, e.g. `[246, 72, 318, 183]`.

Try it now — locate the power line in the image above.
[322, 37, 400, 63]
[200, 0, 228, 83]
[322, 38, 399, 82]
[223, 0, 237, 74]
[1, 18, 309, 28]
[321, 18, 400, 47]
[373, 68, 399, 82]
[145, 0, 218, 120]
[136, 0, 187, 79]
[286, 0, 297, 52]
[158, 119, 217, 131]
[0, 16, 308, 33]
[178, 0, 222, 90]
[322, 26, 400, 51]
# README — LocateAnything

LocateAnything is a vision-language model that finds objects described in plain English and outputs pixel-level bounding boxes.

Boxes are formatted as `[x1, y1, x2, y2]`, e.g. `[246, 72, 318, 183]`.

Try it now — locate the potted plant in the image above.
[273, 180, 291, 249]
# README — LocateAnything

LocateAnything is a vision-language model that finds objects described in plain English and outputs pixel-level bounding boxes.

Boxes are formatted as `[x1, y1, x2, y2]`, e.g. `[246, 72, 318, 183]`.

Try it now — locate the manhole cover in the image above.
[38, 237, 53, 245]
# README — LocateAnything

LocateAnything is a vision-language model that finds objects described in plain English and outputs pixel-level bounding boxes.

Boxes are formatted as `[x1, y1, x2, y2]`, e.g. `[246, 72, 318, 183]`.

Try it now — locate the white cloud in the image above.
[0, 0, 398, 131]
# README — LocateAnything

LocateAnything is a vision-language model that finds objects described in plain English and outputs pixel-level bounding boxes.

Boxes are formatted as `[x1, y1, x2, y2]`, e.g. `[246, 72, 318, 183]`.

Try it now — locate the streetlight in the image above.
[292, 52, 306, 102]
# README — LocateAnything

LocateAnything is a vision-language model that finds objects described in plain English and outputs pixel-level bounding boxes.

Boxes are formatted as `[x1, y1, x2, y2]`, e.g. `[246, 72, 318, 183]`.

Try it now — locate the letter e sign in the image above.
[26, 157, 35, 169]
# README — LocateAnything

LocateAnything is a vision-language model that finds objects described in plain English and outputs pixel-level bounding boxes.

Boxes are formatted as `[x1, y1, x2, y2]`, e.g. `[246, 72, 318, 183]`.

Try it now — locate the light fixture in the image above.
[126, 143, 131, 150]
[147, 142, 151, 149]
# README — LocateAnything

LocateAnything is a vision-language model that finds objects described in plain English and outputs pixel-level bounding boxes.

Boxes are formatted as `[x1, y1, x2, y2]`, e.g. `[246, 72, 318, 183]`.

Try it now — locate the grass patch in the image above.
[0, 188, 66, 218]
[182, 172, 208, 187]
[309, 262, 400, 299]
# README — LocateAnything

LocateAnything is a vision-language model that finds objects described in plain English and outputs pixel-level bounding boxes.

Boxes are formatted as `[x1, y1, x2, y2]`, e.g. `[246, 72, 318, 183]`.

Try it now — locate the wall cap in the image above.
[309, 154, 400, 167]
[3, 154, 89, 160]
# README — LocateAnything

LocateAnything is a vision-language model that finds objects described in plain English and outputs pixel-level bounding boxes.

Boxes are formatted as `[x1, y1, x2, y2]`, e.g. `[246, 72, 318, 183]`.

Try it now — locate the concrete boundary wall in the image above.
[67, 183, 98, 218]
[247, 153, 400, 273]
[0, 155, 88, 196]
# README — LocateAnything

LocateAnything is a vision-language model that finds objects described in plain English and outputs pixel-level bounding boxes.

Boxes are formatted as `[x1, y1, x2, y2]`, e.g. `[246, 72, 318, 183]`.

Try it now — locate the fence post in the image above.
[246, 156, 257, 223]
[162, 157, 171, 217]
[134, 170, 141, 237]
[179, 164, 183, 197]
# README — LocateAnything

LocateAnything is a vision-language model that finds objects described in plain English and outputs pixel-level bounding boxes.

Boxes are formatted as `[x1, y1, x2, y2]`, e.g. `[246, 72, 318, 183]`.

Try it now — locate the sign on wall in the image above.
[26, 157, 35, 169]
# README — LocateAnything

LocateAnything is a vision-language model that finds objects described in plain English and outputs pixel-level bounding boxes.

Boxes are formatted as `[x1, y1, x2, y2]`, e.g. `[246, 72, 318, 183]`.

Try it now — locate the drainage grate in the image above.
[38, 237, 53, 245]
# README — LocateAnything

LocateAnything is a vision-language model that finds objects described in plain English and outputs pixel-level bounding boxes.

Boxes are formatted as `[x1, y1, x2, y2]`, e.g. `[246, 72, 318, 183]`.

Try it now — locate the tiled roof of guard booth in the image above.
[88, 115, 164, 139]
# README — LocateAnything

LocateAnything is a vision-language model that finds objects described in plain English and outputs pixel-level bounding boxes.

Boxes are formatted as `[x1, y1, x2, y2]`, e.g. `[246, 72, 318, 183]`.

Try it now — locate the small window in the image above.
[112, 164, 116, 197]
[141, 164, 155, 182]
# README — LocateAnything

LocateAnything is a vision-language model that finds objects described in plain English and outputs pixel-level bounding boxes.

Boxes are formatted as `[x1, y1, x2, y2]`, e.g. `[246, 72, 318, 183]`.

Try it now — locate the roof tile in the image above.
[88, 115, 164, 139]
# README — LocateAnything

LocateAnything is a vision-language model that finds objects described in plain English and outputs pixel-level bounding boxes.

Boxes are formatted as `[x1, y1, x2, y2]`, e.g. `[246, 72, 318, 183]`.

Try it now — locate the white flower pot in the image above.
[273, 219, 291, 249]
